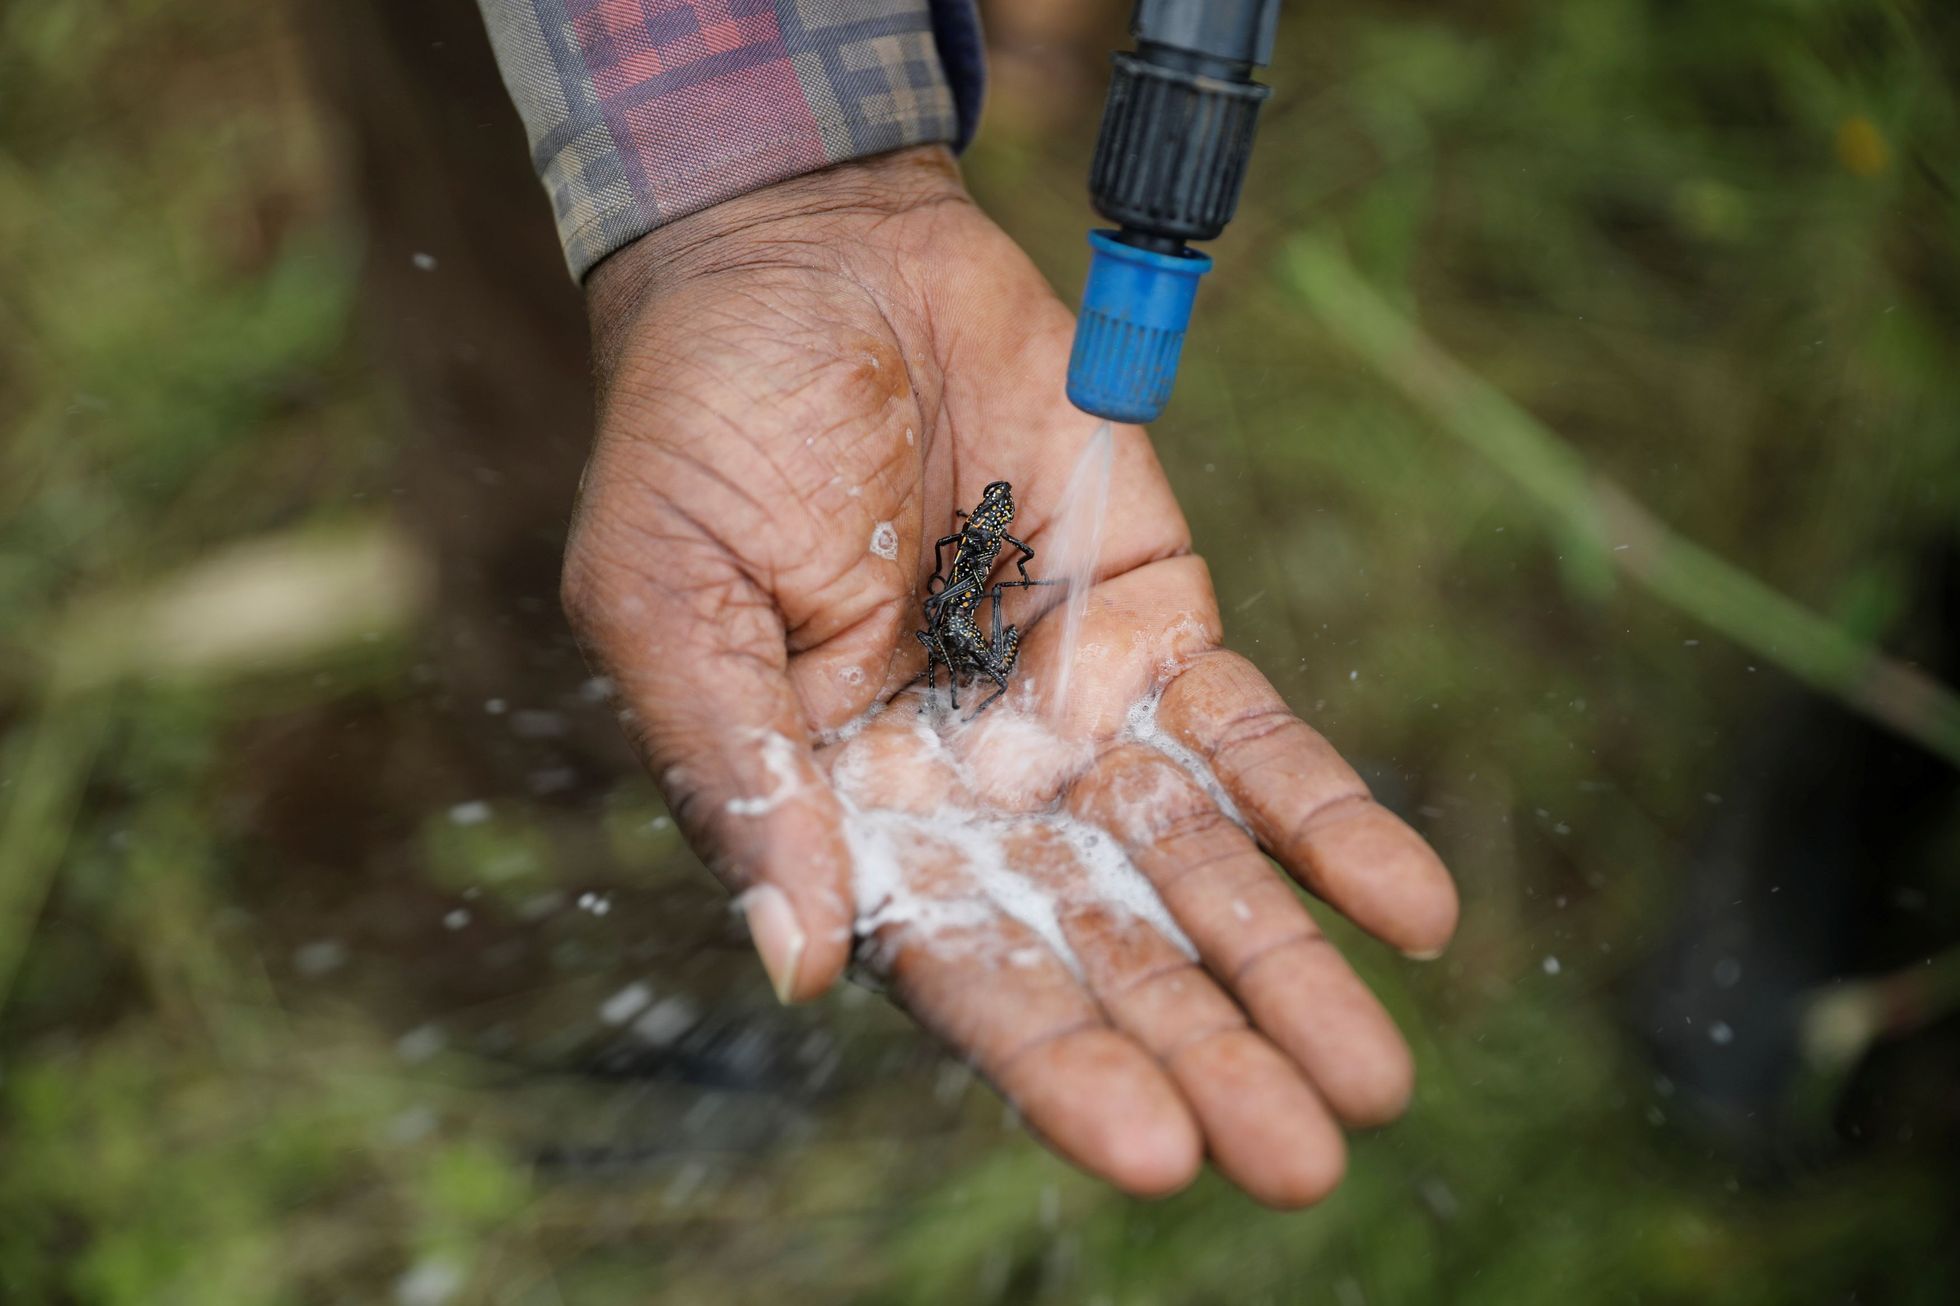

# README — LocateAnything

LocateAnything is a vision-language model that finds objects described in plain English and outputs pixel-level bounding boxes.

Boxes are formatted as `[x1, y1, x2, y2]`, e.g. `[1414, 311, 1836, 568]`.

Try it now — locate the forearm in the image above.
[474, 0, 984, 279]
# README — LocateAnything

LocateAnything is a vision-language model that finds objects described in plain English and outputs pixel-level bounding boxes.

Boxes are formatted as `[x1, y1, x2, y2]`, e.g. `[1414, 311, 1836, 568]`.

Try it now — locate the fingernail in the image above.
[741, 884, 805, 1004]
[1402, 946, 1446, 962]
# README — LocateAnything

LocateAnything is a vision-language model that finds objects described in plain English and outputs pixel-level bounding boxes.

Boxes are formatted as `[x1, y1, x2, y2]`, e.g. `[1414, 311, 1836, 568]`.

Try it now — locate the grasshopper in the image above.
[915, 481, 1061, 716]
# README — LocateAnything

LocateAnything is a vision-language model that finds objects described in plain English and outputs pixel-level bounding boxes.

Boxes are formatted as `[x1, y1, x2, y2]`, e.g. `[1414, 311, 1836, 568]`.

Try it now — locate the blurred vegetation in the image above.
[3, 0, 1958, 1303]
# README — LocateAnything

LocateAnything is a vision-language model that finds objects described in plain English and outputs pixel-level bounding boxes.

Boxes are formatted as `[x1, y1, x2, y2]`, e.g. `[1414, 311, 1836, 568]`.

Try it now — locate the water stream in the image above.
[1039, 420, 1114, 724]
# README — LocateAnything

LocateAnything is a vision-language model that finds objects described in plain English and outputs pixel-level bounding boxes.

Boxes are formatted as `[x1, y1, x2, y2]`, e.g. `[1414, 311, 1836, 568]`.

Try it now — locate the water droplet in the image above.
[447, 800, 491, 826]
[599, 980, 654, 1026]
[294, 939, 347, 977]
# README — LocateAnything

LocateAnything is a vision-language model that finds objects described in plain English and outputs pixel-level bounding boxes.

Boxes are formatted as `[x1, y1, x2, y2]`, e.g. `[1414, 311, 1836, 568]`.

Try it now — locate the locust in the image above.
[914, 480, 1061, 717]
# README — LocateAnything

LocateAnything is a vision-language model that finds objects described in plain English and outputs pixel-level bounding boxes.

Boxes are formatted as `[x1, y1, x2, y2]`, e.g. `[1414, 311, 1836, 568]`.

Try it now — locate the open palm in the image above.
[565, 147, 1457, 1205]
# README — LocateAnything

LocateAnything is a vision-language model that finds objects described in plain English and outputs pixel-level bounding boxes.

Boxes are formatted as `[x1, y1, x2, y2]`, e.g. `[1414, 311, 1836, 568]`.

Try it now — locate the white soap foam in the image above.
[1123, 686, 1249, 831]
[816, 698, 888, 748]
[1093, 752, 1204, 845]
[835, 692, 1197, 977]
[724, 730, 802, 816]
[841, 803, 998, 945]
[1053, 817, 1191, 952]
[841, 797, 1194, 977]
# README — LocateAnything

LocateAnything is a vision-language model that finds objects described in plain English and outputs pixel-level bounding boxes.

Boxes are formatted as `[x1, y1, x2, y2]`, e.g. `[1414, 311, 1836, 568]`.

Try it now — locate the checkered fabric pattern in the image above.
[478, 0, 979, 279]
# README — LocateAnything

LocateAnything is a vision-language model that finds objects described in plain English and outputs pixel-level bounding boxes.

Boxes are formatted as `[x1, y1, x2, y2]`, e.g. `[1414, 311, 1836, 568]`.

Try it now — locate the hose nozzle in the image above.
[1065, 0, 1280, 424]
[1067, 232, 1210, 424]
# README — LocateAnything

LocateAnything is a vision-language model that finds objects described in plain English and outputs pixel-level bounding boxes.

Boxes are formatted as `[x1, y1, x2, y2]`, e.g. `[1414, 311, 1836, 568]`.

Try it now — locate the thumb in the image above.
[561, 504, 856, 1004]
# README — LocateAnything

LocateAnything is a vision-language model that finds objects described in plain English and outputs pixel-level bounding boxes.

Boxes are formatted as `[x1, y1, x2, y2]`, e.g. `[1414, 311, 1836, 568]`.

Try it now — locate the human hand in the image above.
[564, 146, 1458, 1206]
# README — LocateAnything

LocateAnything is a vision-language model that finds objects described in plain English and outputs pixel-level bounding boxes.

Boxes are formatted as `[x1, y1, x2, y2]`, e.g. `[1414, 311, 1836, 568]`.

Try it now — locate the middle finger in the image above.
[1004, 822, 1347, 1207]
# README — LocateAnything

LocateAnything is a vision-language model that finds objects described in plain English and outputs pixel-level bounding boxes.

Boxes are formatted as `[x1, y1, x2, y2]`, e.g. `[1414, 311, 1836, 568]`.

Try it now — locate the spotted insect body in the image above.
[914, 481, 1059, 716]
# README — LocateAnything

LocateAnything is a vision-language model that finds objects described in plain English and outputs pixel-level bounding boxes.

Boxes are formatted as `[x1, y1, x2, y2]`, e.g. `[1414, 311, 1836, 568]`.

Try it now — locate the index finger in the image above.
[1152, 650, 1459, 958]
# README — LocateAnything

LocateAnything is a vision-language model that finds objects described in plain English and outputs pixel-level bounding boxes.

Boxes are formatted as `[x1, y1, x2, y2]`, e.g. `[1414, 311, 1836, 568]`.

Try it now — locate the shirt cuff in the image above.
[478, 0, 983, 280]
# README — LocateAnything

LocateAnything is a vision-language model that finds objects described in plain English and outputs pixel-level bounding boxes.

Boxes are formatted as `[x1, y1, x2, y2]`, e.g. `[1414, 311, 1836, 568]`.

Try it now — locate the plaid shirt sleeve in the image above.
[477, 1, 984, 279]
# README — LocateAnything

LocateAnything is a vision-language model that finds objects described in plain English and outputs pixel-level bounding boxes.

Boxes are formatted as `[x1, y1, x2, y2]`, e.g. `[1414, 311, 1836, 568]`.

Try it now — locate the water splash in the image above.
[1041, 421, 1114, 723]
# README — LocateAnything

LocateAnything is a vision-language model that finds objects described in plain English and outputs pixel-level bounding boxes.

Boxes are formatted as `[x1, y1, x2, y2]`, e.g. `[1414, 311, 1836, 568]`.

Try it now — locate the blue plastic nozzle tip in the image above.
[1066, 230, 1212, 424]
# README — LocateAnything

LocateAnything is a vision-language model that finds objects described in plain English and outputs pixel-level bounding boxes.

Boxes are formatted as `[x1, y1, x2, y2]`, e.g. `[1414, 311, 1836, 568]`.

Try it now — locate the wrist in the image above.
[586, 145, 967, 351]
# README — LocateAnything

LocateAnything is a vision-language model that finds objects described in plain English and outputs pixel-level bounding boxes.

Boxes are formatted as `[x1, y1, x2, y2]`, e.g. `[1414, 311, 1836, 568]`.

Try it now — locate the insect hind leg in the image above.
[967, 604, 1021, 719]
[914, 629, 957, 712]
[968, 657, 1016, 718]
